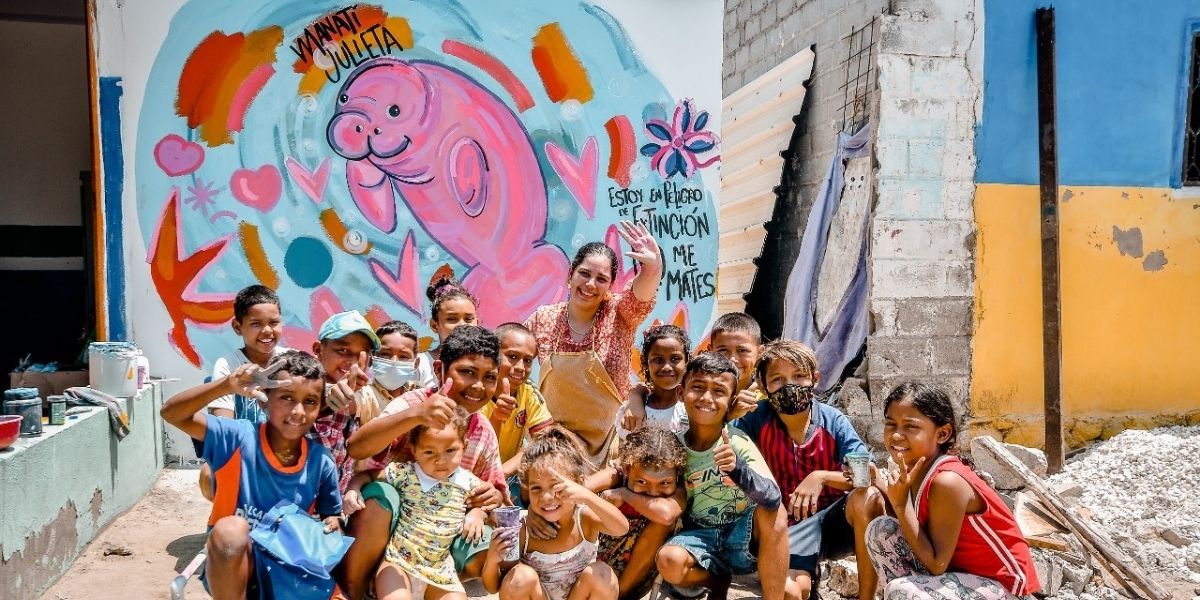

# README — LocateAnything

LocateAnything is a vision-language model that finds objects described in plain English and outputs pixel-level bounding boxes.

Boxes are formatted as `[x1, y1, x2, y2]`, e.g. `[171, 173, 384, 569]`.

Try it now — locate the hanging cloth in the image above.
[782, 123, 873, 392]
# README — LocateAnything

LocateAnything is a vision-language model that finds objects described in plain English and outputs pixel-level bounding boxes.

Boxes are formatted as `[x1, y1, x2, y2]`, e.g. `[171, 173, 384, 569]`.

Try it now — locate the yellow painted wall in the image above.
[972, 184, 1200, 446]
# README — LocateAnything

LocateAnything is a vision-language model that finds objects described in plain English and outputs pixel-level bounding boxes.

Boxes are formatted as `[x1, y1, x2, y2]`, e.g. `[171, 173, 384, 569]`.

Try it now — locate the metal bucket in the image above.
[4, 397, 43, 437]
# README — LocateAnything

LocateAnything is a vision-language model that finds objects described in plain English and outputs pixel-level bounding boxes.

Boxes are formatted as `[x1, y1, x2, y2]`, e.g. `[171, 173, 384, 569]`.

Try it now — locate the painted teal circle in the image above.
[284, 237, 333, 288]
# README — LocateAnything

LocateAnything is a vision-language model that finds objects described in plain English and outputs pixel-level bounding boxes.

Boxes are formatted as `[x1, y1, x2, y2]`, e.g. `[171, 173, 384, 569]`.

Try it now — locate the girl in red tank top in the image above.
[865, 383, 1039, 599]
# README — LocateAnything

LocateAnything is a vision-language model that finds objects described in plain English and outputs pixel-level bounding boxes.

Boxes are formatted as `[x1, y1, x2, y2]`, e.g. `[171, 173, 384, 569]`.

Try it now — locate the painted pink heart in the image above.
[545, 137, 599, 219]
[285, 157, 331, 204]
[154, 134, 205, 177]
[369, 231, 423, 315]
[280, 286, 344, 351]
[229, 165, 282, 212]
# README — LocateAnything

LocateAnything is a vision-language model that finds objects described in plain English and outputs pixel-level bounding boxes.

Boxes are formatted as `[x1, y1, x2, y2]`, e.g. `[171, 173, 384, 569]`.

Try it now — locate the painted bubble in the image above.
[284, 236, 333, 288]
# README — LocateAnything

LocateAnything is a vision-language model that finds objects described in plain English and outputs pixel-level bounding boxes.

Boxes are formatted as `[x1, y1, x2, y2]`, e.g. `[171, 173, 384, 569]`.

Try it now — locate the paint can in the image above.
[3, 395, 43, 437]
[89, 342, 140, 397]
[48, 395, 67, 426]
[136, 354, 150, 389]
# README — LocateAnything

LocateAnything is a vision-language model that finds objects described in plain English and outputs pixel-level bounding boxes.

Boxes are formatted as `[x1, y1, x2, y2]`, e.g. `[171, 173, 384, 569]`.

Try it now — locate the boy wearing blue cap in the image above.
[311, 310, 382, 493]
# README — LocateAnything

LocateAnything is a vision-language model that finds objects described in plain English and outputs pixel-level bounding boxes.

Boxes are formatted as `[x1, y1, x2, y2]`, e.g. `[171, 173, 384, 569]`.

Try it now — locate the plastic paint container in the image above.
[89, 342, 140, 397]
[48, 395, 67, 426]
[4, 397, 43, 437]
[136, 354, 150, 389]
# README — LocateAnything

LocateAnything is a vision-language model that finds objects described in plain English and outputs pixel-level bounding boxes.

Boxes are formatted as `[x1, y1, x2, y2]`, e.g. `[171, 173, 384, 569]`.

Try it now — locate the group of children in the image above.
[161, 282, 1040, 600]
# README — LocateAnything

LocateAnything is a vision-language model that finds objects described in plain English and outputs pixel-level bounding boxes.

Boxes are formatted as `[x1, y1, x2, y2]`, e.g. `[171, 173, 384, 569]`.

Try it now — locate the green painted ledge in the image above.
[0, 383, 165, 599]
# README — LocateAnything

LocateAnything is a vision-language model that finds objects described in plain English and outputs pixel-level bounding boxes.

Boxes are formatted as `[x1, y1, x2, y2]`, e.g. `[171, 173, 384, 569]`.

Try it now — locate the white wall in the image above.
[0, 20, 91, 227]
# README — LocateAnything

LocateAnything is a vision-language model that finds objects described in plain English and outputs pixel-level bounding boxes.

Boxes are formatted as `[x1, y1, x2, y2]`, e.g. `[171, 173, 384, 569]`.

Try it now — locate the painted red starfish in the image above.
[147, 188, 236, 366]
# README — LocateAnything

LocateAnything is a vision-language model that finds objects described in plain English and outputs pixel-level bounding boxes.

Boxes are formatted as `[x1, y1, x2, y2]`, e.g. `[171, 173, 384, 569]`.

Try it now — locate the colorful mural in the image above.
[131, 1, 722, 368]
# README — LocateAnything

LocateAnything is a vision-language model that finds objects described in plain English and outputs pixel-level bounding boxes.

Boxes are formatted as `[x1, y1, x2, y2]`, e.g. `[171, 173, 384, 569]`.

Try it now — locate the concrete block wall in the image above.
[867, 0, 983, 428]
[724, 0, 888, 338]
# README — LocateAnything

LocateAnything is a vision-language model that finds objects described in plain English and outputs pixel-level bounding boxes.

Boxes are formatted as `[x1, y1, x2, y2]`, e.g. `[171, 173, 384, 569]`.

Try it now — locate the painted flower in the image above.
[640, 99, 720, 179]
[183, 178, 221, 217]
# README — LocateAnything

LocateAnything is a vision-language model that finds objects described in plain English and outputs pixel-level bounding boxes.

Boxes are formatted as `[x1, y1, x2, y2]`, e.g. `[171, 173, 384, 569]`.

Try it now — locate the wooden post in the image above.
[975, 437, 1171, 600]
[1035, 7, 1065, 474]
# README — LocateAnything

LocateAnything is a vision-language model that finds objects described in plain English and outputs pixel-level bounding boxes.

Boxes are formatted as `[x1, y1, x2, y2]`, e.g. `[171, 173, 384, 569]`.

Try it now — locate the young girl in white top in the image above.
[617, 325, 691, 437]
[415, 276, 479, 389]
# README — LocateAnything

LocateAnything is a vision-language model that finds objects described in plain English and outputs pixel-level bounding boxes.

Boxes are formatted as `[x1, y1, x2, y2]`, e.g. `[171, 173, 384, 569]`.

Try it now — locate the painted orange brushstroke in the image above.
[604, 115, 635, 188]
[177, 27, 283, 146]
[238, 221, 280, 290]
[320, 208, 373, 254]
[147, 189, 236, 366]
[386, 16, 414, 49]
[365, 305, 393, 330]
[531, 23, 593, 103]
[177, 32, 241, 127]
[631, 303, 695, 379]
[429, 263, 456, 289]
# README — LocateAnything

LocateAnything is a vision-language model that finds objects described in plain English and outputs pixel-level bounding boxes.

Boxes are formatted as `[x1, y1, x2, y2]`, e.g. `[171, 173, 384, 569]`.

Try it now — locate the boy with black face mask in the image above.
[730, 340, 886, 600]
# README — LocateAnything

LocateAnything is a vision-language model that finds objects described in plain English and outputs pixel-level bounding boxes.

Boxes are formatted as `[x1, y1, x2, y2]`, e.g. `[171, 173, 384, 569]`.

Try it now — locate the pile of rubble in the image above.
[819, 427, 1200, 599]
[1046, 426, 1200, 598]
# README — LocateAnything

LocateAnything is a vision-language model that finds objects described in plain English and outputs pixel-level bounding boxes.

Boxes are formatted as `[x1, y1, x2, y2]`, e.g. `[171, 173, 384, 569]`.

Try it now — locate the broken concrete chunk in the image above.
[826, 558, 859, 598]
[1060, 562, 1093, 595]
[1031, 550, 1065, 597]
[1053, 482, 1084, 499]
[978, 470, 999, 491]
[102, 544, 133, 557]
[970, 438, 1048, 490]
[1159, 529, 1193, 548]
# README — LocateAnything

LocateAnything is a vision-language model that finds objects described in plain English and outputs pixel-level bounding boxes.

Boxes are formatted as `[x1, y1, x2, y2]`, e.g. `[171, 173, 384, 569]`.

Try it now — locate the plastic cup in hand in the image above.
[493, 506, 522, 562]
[846, 451, 872, 488]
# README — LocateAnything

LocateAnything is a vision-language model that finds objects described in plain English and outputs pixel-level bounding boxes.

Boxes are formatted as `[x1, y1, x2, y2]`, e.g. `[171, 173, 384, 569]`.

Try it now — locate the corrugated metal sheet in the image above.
[717, 45, 815, 313]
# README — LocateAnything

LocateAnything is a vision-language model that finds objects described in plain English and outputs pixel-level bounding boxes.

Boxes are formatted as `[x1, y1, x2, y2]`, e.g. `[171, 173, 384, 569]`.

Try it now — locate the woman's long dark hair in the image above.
[569, 242, 618, 281]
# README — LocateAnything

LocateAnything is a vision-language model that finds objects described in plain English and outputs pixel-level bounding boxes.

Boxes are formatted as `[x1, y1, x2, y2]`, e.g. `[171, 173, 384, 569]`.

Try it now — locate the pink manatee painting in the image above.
[327, 57, 568, 325]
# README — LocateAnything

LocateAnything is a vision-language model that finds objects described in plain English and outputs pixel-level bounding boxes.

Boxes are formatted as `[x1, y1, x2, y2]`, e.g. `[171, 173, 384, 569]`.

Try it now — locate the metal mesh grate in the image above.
[1183, 33, 1200, 185]
[839, 18, 877, 134]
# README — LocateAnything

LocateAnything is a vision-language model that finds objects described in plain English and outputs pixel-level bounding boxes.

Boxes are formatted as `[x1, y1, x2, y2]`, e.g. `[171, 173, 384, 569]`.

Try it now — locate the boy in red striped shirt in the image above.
[731, 340, 886, 599]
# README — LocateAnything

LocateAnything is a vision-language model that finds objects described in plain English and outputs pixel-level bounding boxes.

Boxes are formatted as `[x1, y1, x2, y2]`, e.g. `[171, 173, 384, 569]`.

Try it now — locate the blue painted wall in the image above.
[976, 0, 1200, 187]
[100, 76, 126, 341]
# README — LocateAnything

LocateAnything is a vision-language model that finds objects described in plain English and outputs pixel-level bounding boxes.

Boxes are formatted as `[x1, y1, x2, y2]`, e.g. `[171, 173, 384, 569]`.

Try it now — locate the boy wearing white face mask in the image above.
[357, 321, 425, 425]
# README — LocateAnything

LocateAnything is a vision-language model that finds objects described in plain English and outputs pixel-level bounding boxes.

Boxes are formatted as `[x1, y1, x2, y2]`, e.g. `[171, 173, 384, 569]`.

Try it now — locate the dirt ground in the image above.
[43, 467, 772, 600]
[43, 468, 211, 599]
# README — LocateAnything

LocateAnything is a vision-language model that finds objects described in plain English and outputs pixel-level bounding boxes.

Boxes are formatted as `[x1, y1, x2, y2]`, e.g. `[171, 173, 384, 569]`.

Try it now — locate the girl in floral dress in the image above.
[375, 409, 490, 600]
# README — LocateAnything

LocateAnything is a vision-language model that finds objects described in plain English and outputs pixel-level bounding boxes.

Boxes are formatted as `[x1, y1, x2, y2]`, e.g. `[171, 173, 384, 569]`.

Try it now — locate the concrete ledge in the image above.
[0, 383, 165, 599]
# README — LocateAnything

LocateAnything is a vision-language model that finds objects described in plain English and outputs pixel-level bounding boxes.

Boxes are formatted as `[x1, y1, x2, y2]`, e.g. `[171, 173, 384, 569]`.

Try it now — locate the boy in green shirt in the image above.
[656, 352, 791, 600]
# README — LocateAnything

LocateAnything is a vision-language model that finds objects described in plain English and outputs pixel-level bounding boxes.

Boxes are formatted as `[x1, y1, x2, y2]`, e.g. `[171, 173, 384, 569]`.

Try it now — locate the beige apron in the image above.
[539, 345, 623, 472]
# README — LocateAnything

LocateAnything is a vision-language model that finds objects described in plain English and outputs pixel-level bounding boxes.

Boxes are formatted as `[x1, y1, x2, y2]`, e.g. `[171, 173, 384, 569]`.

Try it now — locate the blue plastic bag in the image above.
[249, 501, 354, 599]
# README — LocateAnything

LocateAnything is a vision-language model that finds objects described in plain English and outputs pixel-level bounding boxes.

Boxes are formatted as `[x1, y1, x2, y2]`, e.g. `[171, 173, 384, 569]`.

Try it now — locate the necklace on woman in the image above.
[566, 312, 595, 338]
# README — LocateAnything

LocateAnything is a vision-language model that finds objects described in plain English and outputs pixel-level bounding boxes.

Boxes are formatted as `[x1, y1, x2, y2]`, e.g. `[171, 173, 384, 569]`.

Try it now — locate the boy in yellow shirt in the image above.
[480, 323, 554, 504]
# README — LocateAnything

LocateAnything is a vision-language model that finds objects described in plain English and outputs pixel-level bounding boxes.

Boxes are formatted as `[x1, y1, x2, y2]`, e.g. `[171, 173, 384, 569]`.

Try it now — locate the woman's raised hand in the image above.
[617, 220, 662, 274]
